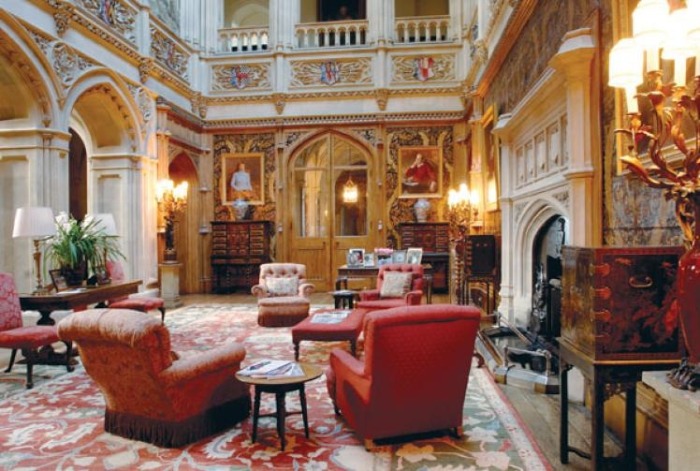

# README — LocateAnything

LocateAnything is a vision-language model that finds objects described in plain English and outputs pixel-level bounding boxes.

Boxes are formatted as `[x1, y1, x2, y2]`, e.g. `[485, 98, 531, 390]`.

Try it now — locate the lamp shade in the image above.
[90, 213, 118, 236]
[632, 0, 669, 48]
[608, 38, 643, 88]
[12, 207, 56, 238]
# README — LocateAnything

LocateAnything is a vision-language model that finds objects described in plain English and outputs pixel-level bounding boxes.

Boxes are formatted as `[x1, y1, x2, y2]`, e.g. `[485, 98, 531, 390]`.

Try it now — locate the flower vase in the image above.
[672, 196, 700, 389]
[414, 198, 431, 222]
[232, 198, 250, 220]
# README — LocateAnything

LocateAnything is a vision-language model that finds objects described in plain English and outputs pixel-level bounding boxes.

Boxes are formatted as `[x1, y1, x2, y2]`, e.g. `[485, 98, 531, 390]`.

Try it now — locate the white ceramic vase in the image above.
[414, 198, 431, 222]
[232, 198, 249, 220]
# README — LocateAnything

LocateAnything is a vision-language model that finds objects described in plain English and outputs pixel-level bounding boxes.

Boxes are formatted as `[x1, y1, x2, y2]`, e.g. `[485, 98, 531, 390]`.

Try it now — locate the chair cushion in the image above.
[379, 272, 412, 298]
[110, 298, 164, 311]
[0, 326, 60, 349]
[266, 276, 299, 296]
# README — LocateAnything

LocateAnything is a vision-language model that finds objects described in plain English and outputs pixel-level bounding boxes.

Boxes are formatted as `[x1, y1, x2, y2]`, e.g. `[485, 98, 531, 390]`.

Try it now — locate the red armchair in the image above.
[106, 261, 166, 323]
[355, 263, 424, 311]
[252, 263, 315, 327]
[57, 308, 250, 447]
[0, 272, 73, 388]
[326, 304, 481, 448]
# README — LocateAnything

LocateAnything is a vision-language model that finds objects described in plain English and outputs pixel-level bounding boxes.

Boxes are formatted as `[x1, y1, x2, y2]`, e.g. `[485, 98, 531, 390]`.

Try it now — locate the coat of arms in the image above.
[230, 65, 250, 89]
[413, 57, 435, 82]
[320, 61, 340, 85]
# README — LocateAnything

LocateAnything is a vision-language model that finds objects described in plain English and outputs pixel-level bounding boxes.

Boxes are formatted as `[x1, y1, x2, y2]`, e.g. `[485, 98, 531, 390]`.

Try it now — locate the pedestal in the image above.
[642, 371, 700, 471]
[159, 263, 183, 309]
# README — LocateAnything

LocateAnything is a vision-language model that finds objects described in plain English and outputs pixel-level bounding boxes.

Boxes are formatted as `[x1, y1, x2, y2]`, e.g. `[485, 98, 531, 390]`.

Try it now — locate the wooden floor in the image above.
[3, 292, 627, 470]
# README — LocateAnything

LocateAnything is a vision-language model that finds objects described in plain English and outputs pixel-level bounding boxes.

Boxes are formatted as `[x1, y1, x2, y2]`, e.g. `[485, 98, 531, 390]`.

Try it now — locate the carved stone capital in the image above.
[375, 88, 389, 111]
[272, 93, 286, 115]
[138, 57, 153, 84]
[474, 39, 488, 65]
[190, 92, 207, 118]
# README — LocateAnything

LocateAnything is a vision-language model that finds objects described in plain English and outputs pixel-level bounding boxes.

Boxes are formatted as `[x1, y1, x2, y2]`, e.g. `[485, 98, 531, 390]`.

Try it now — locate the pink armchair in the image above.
[355, 264, 424, 311]
[106, 261, 166, 323]
[0, 272, 74, 388]
[57, 308, 250, 447]
[326, 304, 481, 448]
[252, 263, 315, 327]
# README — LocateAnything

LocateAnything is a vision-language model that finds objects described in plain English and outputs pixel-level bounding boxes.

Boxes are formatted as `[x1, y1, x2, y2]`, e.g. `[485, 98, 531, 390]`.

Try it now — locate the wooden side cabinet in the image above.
[211, 220, 273, 293]
[397, 222, 450, 293]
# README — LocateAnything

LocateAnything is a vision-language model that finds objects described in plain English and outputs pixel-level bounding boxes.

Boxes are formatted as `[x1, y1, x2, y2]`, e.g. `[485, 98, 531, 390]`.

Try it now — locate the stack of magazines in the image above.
[238, 360, 305, 379]
[310, 310, 351, 324]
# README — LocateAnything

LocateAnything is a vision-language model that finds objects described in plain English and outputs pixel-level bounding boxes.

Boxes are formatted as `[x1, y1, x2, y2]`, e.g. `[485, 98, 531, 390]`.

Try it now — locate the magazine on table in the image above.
[238, 360, 304, 378]
[310, 310, 351, 324]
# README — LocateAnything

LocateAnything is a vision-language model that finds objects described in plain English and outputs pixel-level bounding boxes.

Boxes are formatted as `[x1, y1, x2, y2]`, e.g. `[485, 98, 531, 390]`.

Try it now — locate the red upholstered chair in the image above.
[355, 263, 424, 311]
[106, 261, 166, 323]
[326, 304, 481, 448]
[0, 272, 73, 388]
[57, 308, 250, 447]
[252, 263, 315, 327]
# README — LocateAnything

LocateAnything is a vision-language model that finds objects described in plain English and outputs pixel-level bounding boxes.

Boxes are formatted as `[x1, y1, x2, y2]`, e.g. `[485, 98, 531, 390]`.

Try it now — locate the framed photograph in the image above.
[398, 146, 442, 198]
[49, 269, 68, 292]
[221, 152, 264, 205]
[406, 248, 423, 265]
[392, 250, 407, 264]
[347, 248, 365, 267]
[363, 253, 375, 267]
[93, 265, 111, 285]
[375, 248, 393, 266]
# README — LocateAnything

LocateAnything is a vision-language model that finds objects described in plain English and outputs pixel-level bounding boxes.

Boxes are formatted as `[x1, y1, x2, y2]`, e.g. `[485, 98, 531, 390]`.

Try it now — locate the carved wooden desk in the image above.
[558, 339, 678, 470]
[19, 280, 142, 325]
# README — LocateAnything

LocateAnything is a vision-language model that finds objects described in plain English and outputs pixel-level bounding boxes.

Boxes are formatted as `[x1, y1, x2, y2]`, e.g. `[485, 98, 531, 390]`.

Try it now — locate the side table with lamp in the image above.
[12, 207, 56, 295]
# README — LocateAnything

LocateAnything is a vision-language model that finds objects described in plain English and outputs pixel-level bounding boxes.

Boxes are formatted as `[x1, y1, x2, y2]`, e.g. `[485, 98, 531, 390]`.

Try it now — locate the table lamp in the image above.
[12, 207, 56, 294]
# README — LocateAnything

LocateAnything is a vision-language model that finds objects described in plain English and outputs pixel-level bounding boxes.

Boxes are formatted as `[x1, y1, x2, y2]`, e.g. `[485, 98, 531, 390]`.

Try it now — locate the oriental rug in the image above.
[0, 304, 551, 470]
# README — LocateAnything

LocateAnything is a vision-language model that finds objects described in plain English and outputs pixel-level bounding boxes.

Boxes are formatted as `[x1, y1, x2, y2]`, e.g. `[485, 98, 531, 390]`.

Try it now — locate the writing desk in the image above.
[19, 280, 142, 325]
[336, 264, 433, 303]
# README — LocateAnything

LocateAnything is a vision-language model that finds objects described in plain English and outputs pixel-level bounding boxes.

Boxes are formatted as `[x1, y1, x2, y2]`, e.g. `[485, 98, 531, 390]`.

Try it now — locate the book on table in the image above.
[238, 360, 304, 378]
[310, 309, 351, 324]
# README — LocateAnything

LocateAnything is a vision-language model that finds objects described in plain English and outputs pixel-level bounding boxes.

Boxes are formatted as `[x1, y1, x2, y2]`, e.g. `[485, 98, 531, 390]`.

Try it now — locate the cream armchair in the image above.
[252, 263, 315, 327]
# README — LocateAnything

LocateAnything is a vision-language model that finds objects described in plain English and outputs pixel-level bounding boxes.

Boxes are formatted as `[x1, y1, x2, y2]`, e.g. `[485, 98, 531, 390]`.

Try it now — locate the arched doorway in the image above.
[68, 129, 88, 220]
[168, 153, 200, 294]
[287, 134, 376, 290]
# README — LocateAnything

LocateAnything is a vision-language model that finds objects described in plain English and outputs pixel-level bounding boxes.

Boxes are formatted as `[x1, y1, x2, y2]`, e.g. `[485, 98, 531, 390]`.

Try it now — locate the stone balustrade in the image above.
[295, 20, 369, 49]
[219, 26, 270, 53]
[395, 16, 451, 44]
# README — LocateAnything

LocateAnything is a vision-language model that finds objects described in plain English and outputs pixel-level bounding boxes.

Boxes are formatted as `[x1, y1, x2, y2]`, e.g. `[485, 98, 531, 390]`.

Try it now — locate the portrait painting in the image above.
[221, 153, 264, 205]
[398, 146, 442, 198]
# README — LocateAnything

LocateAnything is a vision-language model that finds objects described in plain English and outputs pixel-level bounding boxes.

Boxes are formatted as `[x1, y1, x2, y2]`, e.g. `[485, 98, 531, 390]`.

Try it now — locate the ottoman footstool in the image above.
[258, 296, 310, 327]
[291, 308, 368, 360]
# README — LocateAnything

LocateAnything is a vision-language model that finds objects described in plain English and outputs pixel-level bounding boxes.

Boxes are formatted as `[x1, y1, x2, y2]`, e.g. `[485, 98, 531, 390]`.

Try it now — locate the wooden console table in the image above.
[19, 280, 142, 325]
[558, 339, 679, 469]
[336, 264, 433, 303]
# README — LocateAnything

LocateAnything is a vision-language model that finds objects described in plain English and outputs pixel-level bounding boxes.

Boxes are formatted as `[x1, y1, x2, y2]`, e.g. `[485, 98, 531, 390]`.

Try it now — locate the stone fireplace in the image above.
[478, 29, 600, 394]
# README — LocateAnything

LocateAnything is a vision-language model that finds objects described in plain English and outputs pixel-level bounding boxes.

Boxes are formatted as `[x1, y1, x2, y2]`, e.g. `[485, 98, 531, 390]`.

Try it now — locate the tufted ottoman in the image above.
[257, 296, 310, 327]
[291, 308, 368, 360]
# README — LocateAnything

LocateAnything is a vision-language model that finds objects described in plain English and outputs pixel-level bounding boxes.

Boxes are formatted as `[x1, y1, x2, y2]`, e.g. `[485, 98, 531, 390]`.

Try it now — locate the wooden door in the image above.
[288, 134, 373, 290]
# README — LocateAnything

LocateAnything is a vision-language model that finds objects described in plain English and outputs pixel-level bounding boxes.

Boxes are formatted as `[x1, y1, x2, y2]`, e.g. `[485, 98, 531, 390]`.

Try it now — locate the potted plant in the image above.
[45, 212, 124, 286]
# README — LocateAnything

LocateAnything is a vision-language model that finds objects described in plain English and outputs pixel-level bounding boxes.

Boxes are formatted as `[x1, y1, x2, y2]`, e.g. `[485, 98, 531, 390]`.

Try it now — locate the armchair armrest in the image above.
[330, 348, 370, 405]
[160, 343, 246, 387]
[358, 289, 380, 301]
[404, 289, 423, 305]
[298, 282, 315, 298]
[251, 284, 268, 298]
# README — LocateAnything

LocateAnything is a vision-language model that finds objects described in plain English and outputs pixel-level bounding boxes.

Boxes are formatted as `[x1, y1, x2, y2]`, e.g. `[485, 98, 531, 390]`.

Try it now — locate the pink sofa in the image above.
[326, 304, 481, 448]
[57, 308, 250, 447]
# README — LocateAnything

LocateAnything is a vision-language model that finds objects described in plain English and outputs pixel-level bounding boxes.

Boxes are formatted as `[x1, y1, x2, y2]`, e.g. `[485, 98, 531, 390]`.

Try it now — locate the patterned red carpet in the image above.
[0, 305, 551, 470]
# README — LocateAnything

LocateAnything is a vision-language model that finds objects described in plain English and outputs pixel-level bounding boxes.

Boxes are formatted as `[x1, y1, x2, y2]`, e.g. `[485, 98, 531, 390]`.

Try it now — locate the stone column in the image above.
[367, 0, 394, 45]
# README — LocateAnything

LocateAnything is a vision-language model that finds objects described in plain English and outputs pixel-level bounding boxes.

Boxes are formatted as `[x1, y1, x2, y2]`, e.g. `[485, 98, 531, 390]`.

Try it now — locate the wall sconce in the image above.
[447, 183, 473, 241]
[156, 179, 189, 263]
[12, 207, 56, 294]
[342, 176, 358, 204]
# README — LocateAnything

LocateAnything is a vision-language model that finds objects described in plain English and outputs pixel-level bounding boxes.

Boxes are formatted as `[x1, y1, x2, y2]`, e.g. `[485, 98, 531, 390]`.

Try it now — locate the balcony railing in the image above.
[296, 20, 369, 49]
[395, 16, 451, 44]
[219, 26, 269, 53]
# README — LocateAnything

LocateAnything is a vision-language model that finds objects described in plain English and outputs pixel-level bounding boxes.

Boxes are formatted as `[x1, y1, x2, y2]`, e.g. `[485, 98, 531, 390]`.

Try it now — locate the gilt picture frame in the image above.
[398, 146, 442, 199]
[221, 152, 264, 205]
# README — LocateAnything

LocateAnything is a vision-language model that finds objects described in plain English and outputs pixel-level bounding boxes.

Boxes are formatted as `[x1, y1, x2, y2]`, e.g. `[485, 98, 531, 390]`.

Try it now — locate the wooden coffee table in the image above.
[236, 362, 323, 450]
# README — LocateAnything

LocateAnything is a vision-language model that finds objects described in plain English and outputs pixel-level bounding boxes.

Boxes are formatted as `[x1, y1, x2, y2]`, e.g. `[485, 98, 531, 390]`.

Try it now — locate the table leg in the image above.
[299, 384, 310, 439]
[426, 275, 433, 304]
[625, 385, 637, 469]
[275, 391, 286, 450]
[591, 370, 605, 470]
[334, 296, 341, 309]
[560, 362, 569, 464]
[36, 309, 55, 326]
[252, 387, 261, 443]
[293, 341, 300, 361]
[350, 340, 357, 357]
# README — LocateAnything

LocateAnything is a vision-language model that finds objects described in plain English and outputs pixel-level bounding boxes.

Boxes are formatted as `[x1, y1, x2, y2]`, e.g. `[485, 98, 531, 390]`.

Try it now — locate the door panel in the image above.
[288, 134, 374, 290]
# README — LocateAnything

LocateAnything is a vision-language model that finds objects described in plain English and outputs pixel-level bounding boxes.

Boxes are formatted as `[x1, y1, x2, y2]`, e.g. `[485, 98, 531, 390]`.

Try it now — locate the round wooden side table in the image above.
[236, 362, 323, 450]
